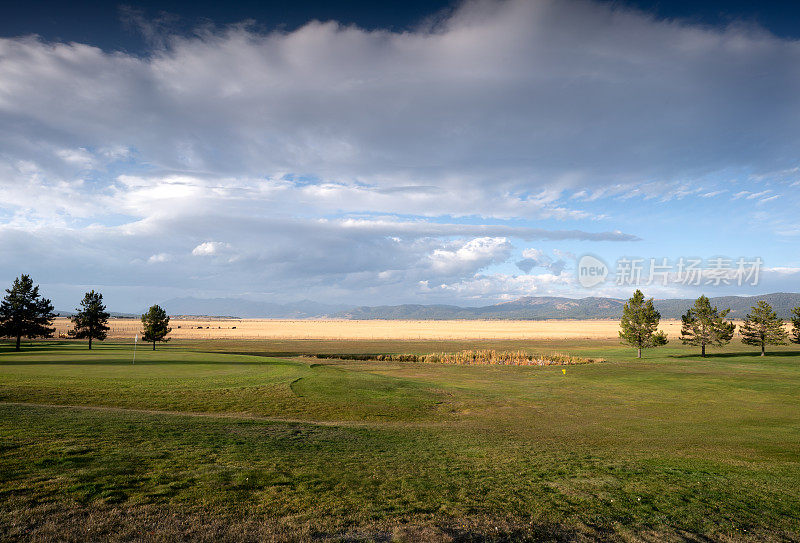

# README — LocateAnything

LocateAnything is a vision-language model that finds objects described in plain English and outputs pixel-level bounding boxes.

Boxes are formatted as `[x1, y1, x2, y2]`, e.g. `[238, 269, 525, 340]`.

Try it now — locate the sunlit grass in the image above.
[1, 339, 799, 540]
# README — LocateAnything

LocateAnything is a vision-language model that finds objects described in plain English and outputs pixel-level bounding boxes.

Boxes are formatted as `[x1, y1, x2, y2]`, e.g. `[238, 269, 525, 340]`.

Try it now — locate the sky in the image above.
[1, 0, 800, 312]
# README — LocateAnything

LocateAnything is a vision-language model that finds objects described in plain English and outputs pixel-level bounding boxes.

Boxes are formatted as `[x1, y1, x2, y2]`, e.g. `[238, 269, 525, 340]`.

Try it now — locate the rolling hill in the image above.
[156, 293, 800, 320]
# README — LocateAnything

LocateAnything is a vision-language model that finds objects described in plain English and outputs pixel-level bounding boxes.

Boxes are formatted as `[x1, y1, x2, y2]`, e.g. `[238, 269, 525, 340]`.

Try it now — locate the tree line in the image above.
[620, 289, 800, 357]
[0, 274, 171, 351]
[2, 275, 800, 357]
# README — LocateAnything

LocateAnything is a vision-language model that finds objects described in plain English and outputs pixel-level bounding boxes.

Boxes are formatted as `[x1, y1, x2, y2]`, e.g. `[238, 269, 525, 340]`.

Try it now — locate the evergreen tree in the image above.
[740, 301, 787, 356]
[789, 307, 800, 345]
[619, 289, 668, 358]
[72, 290, 110, 350]
[0, 274, 56, 351]
[141, 305, 171, 350]
[680, 295, 736, 357]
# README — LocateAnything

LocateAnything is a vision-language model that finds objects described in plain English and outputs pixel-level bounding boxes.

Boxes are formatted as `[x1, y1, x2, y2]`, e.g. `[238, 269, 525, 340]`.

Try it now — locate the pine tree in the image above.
[789, 307, 800, 345]
[0, 274, 56, 351]
[680, 295, 736, 357]
[739, 301, 787, 356]
[619, 289, 668, 358]
[72, 290, 110, 350]
[141, 305, 172, 351]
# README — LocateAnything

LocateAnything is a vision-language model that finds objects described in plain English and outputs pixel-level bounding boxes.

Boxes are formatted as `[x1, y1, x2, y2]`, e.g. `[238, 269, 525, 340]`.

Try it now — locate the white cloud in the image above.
[424, 272, 574, 301]
[56, 148, 94, 169]
[746, 190, 772, 200]
[553, 248, 575, 260]
[192, 241, 229, 256]
[763, 266, 800, 275]
[521, 248, 545, 260]
[429, 237, 511, 275]
[148, 253, 171, 264]
[756, 194, 780, 205]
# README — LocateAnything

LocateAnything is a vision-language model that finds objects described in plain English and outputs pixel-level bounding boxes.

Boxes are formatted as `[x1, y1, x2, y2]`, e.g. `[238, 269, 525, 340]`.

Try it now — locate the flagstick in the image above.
[133, 334, 137, 365]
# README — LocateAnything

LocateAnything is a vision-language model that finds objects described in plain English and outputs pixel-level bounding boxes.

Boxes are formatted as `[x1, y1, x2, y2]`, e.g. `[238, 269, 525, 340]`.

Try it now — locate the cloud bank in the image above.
[1, 0, 799, 309]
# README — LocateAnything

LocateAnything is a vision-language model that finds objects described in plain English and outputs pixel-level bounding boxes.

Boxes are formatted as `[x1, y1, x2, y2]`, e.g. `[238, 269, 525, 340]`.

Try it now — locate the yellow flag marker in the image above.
[562, 368, 566, 375]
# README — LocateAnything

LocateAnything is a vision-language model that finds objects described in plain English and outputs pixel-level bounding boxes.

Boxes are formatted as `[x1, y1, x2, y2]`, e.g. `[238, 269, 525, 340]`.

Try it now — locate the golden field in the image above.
[53, 317, 688, 340]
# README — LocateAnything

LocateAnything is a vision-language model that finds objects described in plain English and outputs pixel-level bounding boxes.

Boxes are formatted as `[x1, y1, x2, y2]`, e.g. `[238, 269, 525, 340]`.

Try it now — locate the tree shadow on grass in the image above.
[219, 350, 308, 358]
[672, 350, 800, 359]
[0, 341, 184, 354]
[0, 340, 133, 351]
[0, 342, 300, 366]
[0, 358, 191, 366]
[0, 341, 73, 354]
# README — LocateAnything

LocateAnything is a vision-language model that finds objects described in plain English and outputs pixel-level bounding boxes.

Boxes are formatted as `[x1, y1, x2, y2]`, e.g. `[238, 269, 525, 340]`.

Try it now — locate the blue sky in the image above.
[1, 0, 799, 312]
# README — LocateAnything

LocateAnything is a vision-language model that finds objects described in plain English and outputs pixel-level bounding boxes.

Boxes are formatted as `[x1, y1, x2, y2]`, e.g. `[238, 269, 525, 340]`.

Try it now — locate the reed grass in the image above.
[316, 349, 602, 365]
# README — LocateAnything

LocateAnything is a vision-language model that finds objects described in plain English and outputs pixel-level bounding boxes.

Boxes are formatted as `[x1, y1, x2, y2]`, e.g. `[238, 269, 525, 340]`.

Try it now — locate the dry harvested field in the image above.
[53, 317, 687, 340]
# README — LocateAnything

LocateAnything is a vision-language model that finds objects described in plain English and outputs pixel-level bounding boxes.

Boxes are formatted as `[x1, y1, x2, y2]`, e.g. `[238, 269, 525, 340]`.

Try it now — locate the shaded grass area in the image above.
[1, 340, 799, 540]
[3, 404, 799, 541]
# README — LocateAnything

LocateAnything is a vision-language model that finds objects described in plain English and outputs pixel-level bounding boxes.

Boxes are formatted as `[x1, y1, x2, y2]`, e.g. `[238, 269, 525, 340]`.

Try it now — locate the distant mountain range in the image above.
[333, 296, 626, 320]
[159, 298, 351, 319]
[54, 311, 138, 318]
[147, 293, 800, 320]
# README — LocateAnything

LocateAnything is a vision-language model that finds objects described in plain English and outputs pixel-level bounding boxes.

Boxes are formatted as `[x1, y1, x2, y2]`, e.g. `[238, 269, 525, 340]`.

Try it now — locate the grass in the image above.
[0, 339, 799, 541]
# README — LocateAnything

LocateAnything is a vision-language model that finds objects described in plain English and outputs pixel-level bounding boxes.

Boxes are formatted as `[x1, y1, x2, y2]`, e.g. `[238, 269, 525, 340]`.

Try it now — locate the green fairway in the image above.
[1, 340, 799, 541]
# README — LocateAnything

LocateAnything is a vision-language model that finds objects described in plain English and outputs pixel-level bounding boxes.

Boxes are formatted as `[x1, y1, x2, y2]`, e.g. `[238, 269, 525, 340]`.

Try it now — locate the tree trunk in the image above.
[637, 347, 642, 358]
[15, 334, 21, 351]
[761, 342, 765, 356]
[89, 336, 92, 350]
[701, 344, 706, 357]
[153, 341, 156, 351]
